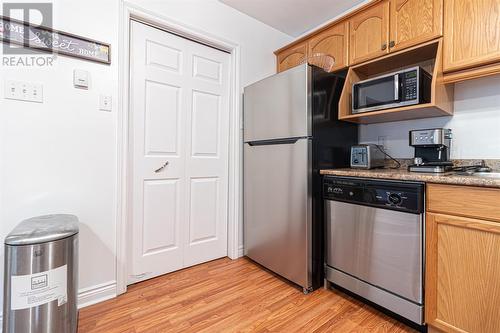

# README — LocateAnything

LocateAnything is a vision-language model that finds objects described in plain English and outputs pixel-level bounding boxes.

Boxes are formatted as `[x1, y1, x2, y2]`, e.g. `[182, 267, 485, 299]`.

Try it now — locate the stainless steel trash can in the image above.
[3, 214, 79, 333]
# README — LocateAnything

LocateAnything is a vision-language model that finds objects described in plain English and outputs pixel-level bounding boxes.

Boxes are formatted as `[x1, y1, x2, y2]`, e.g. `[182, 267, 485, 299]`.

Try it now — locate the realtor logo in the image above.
[1, 3, 55, 66]
[31, 274, 48, 290]
[2, 3, 53, 54]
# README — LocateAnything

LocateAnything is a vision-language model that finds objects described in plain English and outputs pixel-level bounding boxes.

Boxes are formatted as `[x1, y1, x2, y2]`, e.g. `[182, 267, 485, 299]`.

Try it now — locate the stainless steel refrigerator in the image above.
[243, 64, 358, 292]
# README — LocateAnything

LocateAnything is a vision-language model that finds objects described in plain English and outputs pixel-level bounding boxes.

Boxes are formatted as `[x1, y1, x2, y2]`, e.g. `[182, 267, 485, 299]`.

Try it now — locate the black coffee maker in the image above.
[408, 128, 453, 173]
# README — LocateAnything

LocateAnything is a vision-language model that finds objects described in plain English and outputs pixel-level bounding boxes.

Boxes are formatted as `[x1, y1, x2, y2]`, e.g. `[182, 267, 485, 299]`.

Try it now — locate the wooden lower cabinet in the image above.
[425, 212, 500, 333]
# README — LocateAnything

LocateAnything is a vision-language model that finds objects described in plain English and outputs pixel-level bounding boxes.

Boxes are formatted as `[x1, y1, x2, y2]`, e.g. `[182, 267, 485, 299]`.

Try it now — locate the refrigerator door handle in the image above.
[247, 137, 306, 146]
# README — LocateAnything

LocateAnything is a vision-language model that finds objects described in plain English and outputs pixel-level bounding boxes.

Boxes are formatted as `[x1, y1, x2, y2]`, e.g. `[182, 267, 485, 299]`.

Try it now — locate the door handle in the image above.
[389, 40, 395, 48]
[247, 137, 303, 146]
[381, 43, 387, 51]
[394, 74, 399, 101]
[154, 161, 169, 173]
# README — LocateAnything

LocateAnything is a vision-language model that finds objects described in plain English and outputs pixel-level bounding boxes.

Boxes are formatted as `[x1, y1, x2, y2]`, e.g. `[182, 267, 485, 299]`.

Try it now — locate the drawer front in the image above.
[427, 184, 500, 222]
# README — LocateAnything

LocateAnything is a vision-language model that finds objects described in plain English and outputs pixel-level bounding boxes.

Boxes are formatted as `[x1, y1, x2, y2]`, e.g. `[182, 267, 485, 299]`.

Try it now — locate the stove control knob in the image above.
[388, 193, 402, 205]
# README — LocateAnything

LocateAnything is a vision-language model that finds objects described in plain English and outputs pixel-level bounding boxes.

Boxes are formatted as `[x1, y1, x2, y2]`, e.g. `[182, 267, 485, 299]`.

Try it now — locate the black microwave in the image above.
[352, 66, 432, 114]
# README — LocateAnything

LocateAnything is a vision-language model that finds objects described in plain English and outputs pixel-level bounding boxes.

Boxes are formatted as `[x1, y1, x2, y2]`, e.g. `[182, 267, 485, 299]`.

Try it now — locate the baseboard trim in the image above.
[0, 282, 116, 332]
[238, 245, 244, 258]
[78, 280, 117, 309]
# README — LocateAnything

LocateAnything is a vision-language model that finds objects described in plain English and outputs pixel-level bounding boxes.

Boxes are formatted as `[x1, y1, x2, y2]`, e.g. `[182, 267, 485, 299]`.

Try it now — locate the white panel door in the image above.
[129, 21, 230, 283]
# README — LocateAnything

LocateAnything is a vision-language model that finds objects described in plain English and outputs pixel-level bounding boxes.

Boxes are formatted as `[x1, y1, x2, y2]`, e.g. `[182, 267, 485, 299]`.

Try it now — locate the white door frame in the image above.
[116, 0, 242, 295]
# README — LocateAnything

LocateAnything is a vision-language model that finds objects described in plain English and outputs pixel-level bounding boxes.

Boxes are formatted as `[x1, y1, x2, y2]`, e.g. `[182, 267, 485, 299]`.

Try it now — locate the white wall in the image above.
[359, 75, 500, 159]
[0, 0, 120, 319]
[0, 0, 291, 322]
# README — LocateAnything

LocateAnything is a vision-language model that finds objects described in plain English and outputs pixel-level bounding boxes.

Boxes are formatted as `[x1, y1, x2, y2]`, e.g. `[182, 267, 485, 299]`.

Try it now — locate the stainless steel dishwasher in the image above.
[323, 176, 424, 325]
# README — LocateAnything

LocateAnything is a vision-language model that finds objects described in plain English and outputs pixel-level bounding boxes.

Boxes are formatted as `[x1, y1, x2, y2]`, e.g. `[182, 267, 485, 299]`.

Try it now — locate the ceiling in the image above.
[219, 0, 368, 37]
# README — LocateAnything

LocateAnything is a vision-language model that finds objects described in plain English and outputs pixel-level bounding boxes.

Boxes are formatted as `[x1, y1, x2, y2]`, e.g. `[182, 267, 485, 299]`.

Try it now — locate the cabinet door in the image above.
[426, 213, 500, 333]
[349, 1, 390, 65]
[276, 42, 307, 73]
[308, 22, 349, 72]
[389, 0, 442, 52]
[443, 0, 500, 72]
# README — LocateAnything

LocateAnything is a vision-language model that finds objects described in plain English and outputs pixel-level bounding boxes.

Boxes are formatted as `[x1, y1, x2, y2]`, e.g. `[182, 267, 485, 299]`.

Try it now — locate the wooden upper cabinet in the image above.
[276, 42, 307, 73]
[307, 22, 349, 72]
[275, 0, 500, 82]
[444, 0, 500, 72]
[349, 1, 390, 65]
[389, 0, 443, 52]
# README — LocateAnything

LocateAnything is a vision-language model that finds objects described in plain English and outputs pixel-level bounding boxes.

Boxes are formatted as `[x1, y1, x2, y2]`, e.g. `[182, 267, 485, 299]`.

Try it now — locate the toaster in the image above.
[350, 144, 385, 169]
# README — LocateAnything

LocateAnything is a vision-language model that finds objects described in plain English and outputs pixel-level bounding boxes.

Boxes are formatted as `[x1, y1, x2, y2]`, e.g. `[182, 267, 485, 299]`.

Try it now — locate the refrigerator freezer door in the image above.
[243, 64, 311, 142]
[244, 138, 311, 288]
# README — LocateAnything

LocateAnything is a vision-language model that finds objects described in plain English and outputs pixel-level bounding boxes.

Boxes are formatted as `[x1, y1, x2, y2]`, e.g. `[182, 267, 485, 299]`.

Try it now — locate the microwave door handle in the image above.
[394, 74, 399, 101]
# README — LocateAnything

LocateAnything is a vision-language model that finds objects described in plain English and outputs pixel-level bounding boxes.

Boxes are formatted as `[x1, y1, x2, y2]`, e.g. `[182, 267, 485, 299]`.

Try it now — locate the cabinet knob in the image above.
[381, 43, 387, 51]
[389, 41, 395, 48]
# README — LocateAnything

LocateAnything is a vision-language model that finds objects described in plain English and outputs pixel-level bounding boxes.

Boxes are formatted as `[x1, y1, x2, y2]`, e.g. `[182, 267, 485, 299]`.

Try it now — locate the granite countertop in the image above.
[320, 168, 500, 189]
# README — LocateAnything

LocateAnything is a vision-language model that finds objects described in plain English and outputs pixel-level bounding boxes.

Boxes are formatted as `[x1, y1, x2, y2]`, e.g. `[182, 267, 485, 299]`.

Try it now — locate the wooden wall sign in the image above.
[0, 16, 111, 64]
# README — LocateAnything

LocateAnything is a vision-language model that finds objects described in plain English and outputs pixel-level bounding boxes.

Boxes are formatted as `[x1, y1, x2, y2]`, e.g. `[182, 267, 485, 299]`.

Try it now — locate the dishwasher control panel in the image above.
[364, 186, 418, 211]
[323, 176, 424, 214]
[323, 178, 364, 201]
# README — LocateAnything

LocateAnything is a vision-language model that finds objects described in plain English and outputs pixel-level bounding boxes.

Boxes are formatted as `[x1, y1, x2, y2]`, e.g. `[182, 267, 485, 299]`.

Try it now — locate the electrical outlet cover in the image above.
[99, 95, 112, 111]
[377, 136, 387, 150]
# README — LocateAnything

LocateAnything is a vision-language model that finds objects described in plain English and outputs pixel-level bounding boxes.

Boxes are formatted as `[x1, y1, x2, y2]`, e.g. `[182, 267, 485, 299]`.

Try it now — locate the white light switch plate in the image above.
[99, 95, 112, 111]
[4, 80, 43, 103]
[73, 69, 90, 89]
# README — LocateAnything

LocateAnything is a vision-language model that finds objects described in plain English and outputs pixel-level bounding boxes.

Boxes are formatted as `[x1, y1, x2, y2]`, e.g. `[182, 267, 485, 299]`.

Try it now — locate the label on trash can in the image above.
[10, 265, 68, 310]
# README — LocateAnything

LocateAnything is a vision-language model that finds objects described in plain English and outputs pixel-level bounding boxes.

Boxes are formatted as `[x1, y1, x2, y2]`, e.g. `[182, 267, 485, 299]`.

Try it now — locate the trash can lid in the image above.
[5, 214, 79, 246]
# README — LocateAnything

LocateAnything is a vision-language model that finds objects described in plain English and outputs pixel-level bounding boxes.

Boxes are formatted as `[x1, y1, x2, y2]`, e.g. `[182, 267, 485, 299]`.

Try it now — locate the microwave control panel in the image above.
[402, 70, 418, 101]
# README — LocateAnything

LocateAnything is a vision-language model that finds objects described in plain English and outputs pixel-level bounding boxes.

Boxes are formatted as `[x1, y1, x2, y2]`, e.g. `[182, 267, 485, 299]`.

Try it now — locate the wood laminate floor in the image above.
[78, 257, 417, 333]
